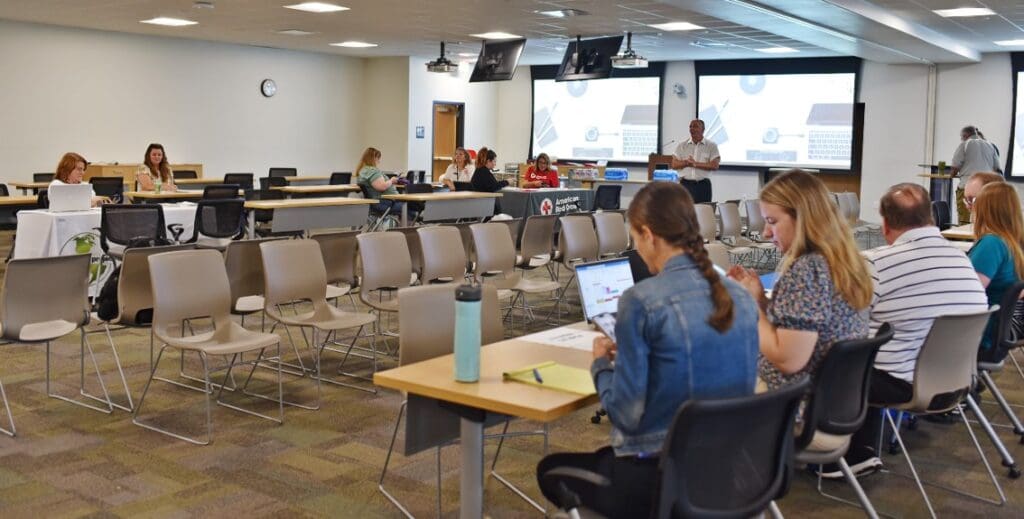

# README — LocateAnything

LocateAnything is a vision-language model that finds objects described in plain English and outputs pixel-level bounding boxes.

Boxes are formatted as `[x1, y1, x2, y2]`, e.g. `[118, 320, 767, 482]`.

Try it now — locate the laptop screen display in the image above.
[575, 258, 635, 321]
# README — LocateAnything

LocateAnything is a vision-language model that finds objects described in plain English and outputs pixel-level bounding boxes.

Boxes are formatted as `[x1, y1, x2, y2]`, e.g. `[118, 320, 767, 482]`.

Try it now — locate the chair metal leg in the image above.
[212, 350, 285, 424]
[378, 401, 418, 519]
[964, 395, 1021, 478]
[885, 411, 936, 518]
[978, 370, 1024, 439]
[132, 346, 211, 446]
[838, 457, 880, 519]
[46, 335, 115, 415]
[488, 420, 549, 514]
[0, 379, 15, 437]
[80, 325, 134, 413]
[768, 500, 784, 519]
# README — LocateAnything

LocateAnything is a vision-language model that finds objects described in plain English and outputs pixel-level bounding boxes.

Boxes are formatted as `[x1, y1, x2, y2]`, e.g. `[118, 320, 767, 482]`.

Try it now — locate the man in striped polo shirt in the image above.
[821, 183, 988, 478]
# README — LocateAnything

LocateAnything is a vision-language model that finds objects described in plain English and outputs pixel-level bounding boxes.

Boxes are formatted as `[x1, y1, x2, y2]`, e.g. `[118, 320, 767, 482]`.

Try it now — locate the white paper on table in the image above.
[519, 327, 602, 351]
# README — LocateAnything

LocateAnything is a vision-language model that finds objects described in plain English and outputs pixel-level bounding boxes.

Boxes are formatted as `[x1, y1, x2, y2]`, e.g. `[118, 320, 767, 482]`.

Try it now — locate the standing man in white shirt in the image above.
[671, 119, 720, 203]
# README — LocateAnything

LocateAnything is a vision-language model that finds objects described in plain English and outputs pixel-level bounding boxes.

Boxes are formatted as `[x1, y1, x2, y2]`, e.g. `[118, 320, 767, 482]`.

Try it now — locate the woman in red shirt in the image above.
[523, 153, 559, 188]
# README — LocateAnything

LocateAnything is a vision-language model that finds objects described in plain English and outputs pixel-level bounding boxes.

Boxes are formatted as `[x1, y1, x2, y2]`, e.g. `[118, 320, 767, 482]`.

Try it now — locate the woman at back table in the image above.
[51, 152, 108, 207]
[536, 182, 758, 518]
[355, 147, 405, 216]
[522, 152, 559, 188]
[136, 143, 177, 192]
[440, 147, 474, 190]
[469, 148, 507, 192]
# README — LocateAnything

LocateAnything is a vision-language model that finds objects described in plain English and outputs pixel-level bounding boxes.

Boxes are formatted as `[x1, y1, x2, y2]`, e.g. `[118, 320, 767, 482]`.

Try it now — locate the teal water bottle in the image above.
[454, 284, 482, 383]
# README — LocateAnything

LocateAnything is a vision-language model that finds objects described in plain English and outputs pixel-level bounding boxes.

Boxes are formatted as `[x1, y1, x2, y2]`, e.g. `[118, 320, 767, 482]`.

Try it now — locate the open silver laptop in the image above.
[48, 183, 93, 212]
[575, 257, 635, 323]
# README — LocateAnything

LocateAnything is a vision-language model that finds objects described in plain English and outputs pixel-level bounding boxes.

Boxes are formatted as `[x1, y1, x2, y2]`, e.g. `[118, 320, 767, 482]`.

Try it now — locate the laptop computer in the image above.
[574, 256, 635, 323]
[47, 183, 93, 212]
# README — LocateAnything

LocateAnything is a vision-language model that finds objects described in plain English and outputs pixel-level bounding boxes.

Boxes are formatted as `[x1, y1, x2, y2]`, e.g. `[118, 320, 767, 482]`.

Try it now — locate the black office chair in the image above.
[417, 170, 427, 184]
[179, 199, 246, 249]
[403, 183, 433, 222]
[33, 173, 55, 183]
[931, 200, 952, 231]
[789, 324, 894, 518]
[0, 184, 9, 197]
[268, 167, 297, 178]
[405, 170, 416, 182]
[594, 185, 622, 211]
[99, 204, 167, 260]
[357, 183, 393, 232]
[202, 184, 241, 200]
[977, 281, 1024, 445]
[543, 379, 810, 518]
[36, 190, 49, 209]
[453, 181, 472, 192]
[330, 172, 352, 185]
[245, 189, 297, 237]
[223, 173, 254, 191]
[90, 176, 125, 203]
[174, 170, 198, 179]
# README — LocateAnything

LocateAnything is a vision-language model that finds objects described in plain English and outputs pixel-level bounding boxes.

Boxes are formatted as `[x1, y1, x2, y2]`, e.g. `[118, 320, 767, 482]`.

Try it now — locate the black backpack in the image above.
[93, 236, 172, 322]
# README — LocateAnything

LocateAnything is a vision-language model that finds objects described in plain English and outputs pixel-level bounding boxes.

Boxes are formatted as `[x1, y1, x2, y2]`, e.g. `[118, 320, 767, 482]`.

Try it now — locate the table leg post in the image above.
[460, 416, 484, 519]
[402, 204, 409, 227]
[247, 211, 256, 239]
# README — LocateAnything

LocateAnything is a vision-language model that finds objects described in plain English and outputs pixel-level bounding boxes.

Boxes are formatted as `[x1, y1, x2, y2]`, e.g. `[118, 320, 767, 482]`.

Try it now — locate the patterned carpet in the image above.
[1, 230, 1023, 518]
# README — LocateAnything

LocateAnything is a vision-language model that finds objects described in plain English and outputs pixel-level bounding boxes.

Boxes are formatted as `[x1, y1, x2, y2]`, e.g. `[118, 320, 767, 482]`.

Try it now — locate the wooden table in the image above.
[381, 191, 501, 226]
[0, 195, 43, 227]
[271, 185, 360, 198]
[374, 327, 597, 519]
[281, 175, 331, 186]
[125, 190, 206, 203]
[242, 197, 373, 238]
[942, 223, 974, 242]
[85, 163, 203, 184]
[10, 181, 50, 195]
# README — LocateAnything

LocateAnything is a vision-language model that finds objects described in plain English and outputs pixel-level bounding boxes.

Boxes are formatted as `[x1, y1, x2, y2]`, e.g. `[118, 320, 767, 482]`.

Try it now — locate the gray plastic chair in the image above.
[551, 215, 599, 318]
[133, 249, 284, 445]
[0, 254, 112, 436]
[593, 211, 629, 258]
[694, 203, 717, 243]
[517, 214, 557, 275]
[417, 226, 467, 284]
[472, 222, 560, 330]
[224, 238, 282, 324]
[389, 226, 423, 284]
[260, 239, 377, 399]
[310, 230, 360, 304]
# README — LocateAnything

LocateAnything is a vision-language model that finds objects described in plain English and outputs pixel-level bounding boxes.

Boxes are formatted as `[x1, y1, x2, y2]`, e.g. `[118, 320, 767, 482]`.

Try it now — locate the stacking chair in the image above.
[788, 324, 894, 518]
[329, 172, 352, 185]
[499, 217, 523, 249]
[99, 204, 167, 261]
[358, 183, 393, 232]
[592, 211, 628, 258]
[417, 226, 467, 284]
[550, 215, 599, 318]
[593, 184, 622, 210]
[310, 230, 361, 306]
[223, 173, 254, 191]
[133, 249, 284, 445]
[260, 240, 376, 398]
[545, 379, 810, 518]
[517, 214, 557, 278]
[89, 176, 125, 203]
[839, 192, 881, 248]
[202, 184, 241, 200]
[878, 309, 1009, 517]
[268, 167, 297, 178]
[744, 199, 770, 241]
[976, 281, 1024, 445]
[380, 283, 504, 517]
[472, 223, 560, 331]
[179, 199, 246, 250]
[389, 227, 423, 284]
[357, 232, 412, 350]
[705, 242, 733, 270]
[447, 222, 477, 273]
[694, 203, 718, 243]
[719, 201, 774, 268]
[224, 238, 281, 326]
[173, 170, 198, 179]
[95, 244, 194, 407]
[0, 255, 119, 436]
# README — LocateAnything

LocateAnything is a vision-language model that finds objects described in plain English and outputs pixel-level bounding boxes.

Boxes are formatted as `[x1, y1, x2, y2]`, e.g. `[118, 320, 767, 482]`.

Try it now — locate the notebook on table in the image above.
[47, 184, 93, 212]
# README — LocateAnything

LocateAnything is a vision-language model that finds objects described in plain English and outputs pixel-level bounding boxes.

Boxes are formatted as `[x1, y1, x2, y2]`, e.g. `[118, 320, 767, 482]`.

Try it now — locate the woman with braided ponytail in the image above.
[537, 182, 758, 518]
[728, 169, 870, 391]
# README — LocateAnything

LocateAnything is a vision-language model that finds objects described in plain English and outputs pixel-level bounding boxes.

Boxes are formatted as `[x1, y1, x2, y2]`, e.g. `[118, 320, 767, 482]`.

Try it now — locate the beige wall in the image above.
[362, 57, 410, 173]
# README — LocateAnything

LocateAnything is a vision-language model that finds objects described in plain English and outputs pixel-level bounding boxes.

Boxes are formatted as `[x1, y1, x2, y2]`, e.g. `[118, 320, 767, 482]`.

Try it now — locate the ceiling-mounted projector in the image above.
[611, 32, 648, 69]
[426, 41, 458, 73]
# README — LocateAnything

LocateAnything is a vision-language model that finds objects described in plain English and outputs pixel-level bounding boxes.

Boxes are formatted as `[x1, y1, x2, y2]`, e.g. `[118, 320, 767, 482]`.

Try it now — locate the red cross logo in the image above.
[540, 198, 554, 215]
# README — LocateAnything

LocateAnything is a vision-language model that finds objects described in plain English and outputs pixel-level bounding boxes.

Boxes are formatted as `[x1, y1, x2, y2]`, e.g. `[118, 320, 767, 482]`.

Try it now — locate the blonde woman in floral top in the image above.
[729, 170, 870, 389]
[136, 143, 177, 192]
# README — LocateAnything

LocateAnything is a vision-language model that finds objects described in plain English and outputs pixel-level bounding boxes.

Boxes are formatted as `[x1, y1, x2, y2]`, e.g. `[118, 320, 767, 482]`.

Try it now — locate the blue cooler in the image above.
[653, 169, 680, 182]
[603, 168, 628, 181]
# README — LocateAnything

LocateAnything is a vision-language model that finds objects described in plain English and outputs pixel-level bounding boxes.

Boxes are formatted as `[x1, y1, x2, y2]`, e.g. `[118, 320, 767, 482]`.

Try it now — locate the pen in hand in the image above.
[532, 368, 544, 384]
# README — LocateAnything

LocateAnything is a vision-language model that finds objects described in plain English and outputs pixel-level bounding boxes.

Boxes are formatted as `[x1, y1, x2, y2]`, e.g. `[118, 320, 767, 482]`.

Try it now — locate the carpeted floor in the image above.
[1, 230, 1023, 518]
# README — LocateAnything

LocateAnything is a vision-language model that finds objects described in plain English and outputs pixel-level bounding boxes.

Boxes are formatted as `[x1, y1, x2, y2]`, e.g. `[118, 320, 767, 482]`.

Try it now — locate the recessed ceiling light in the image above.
[535, 9, 588, 18]
[277, 29, 316, 36]
[469, 32, 522, 40]
[995, 39, 1024, 46]
[140, 17, 198, 27]
[757, 46, 798, 53]
[330, 41, 378, 48]
[284, 2, 349, 13]
[458, 52, 477, 57]
[648, 21, 703, 31]
[934, 7, 995, 18]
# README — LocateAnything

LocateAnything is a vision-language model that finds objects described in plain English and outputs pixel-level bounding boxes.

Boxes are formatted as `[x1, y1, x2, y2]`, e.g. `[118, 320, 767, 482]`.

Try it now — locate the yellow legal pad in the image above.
[502, 361, 597, 396]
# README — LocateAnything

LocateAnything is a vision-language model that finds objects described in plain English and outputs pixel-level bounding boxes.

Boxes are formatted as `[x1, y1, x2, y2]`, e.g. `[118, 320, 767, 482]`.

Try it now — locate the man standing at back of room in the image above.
[818, 183, 988, 479]
[672, 119, 720, 203]
[952, 125, 1001, 224]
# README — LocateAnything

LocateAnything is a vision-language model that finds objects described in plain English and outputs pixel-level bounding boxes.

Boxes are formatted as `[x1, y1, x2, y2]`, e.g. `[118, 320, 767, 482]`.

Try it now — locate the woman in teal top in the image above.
[968, 181, 1024, 361]
[355, 147, 405, 218]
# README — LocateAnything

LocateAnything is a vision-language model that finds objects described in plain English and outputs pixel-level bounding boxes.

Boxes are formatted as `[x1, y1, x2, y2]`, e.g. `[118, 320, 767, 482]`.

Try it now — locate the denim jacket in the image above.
[591, 254, 759, 457]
